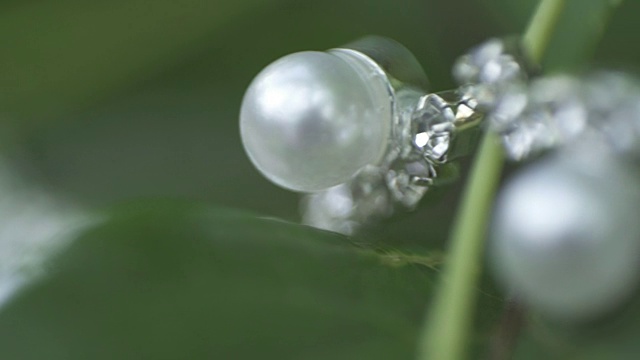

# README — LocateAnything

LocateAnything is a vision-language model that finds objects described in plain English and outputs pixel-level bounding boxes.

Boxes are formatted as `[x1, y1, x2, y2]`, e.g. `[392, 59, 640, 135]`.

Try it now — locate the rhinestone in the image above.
[453, 39, 504, 84]
[480, 55, 522, 84]
[302, 184, 353, 233]
[411, 94, 455, 163]
[453, 38, 526, 86]
[497, 75, 589, 161]
[488, 83, 528, 131]
[502, 115, 556, 161]
[302, 166, 394, 235]
[385, 158, 435, 209]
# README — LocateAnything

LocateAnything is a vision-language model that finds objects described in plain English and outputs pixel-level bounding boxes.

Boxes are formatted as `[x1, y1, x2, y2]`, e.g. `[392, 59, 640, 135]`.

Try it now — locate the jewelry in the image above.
[489, 71, 640, 320]
[483, 70, 640, 162]
[239, 35, 640, 319]
[240, 36, 530, 234]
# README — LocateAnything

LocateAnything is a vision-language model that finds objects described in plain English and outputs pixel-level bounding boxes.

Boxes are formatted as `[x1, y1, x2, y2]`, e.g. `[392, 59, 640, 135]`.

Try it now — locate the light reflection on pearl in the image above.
[240, 50, 392, 192]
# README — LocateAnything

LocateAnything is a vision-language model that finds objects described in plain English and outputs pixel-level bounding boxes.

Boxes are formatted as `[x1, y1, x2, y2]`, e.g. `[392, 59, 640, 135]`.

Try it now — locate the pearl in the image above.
[490, 152, 640, 320]
[240, 50, 393, 192]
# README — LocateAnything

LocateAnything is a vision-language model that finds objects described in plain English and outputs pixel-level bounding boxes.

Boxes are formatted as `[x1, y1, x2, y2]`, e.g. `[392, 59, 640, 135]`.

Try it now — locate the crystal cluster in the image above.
[302, 166, 393, 235]
[499, 76, 587, 160]
[456, 41, 640, 322]
[302, 38, 526, 235]
[411, 94, 456, 162]
[453, 38, 529, 110]
[492, 72, 640, 161]
[302, 87, 485, 234]
[247, 36, 640, 236]
[452, 38, 546, 160]
[489, 73, 640, 321]
[456, 40, 640, 162]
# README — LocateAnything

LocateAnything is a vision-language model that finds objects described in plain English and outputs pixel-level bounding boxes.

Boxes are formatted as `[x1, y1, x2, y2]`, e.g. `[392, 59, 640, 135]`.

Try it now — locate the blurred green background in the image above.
[2, 0, 638, 222]
[2, 0, 640, 359]
[2, 0, 530, 220]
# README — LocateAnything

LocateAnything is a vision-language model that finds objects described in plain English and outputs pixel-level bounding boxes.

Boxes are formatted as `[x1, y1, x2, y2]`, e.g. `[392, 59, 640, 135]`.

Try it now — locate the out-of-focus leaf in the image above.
[0, 202, 444, 360]
[481, 0, 538, 33]
[0, 0, 272, 126]
[514, 291, 640, 360]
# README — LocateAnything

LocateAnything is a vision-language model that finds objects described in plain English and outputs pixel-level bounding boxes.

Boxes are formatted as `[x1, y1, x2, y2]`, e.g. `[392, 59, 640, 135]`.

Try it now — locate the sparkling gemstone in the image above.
[411, 94, 455, 163]
[529, 76, 587, 139]
[501, 116, 554, 161]
[487, 83, 528, 131]
[481, 54, 523, 84]
[302, 166, 393, 235]
[453, 39, 504, 84]
[385, 157, 434, 209]
[302, 184, 357, 235]
[453, 38, 529, 151]
[498, 75, 588, 161]
[453, 38, 525, 86]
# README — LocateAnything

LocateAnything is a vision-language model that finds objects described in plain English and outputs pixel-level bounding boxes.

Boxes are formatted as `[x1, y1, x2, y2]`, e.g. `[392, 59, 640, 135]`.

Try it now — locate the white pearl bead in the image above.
[240, 50, 392, 192]
[490, 153, 640, 320]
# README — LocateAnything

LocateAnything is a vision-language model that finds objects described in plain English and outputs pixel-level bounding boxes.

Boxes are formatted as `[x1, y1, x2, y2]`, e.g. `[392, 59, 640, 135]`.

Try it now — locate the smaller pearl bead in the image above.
[490, 152, 640, 320]
[240, 50, 392, 192]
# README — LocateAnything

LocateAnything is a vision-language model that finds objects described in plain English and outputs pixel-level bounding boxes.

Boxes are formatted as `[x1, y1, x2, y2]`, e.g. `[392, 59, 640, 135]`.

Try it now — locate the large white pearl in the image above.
[490, 153, 640, 320]
[240, 50, 392, 192]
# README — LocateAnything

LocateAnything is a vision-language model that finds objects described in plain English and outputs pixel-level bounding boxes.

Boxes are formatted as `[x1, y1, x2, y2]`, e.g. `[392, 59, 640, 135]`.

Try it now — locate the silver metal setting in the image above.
[301, 37, 532, 235]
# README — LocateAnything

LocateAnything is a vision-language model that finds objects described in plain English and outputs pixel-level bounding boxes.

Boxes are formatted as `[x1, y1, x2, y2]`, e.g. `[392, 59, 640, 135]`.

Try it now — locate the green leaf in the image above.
[0, 0, 271, 126]
[0, 201, 444, 360]
[514, 292, 640, 360]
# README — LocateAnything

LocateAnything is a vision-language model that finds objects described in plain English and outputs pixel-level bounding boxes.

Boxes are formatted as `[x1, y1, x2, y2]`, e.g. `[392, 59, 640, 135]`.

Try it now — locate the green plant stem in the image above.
[523, 0, 567, 63]
[416, 1, 566, 359]
[417, 133, 505, 360]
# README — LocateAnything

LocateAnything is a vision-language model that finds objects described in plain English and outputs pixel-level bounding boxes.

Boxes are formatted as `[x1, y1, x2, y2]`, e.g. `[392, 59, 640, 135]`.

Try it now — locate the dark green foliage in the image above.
[0, 202, 438, 359]
[2, 0, 640, 358]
